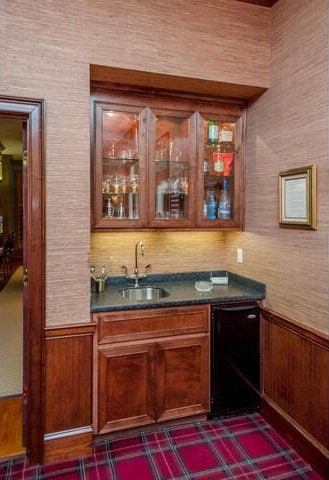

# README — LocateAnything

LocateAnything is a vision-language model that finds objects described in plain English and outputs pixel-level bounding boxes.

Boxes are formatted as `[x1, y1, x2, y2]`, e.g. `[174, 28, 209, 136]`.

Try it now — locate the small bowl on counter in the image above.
[194, 281, 213, 293]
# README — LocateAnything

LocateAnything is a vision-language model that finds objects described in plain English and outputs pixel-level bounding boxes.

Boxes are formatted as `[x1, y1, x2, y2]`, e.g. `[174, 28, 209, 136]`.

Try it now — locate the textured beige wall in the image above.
[0, 0, 270, 326]
[91, 231, 235, 277]
[1, 0, 327, 334]
[92, 0, 329, 335]
[238, 0, 328, 333]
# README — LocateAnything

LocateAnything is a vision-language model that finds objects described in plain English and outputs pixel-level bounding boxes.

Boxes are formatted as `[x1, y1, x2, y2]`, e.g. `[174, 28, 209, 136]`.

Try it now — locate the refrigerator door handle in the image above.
[213, 305, 258, 313]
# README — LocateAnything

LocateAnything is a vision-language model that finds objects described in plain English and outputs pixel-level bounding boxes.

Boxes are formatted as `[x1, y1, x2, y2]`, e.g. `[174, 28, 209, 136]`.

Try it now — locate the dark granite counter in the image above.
[91, 271, 265, 313]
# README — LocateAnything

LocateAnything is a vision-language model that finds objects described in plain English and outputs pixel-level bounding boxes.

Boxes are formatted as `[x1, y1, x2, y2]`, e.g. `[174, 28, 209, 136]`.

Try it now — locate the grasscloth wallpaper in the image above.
[1, 0, 328, 333]
[243, 0, 328, 332]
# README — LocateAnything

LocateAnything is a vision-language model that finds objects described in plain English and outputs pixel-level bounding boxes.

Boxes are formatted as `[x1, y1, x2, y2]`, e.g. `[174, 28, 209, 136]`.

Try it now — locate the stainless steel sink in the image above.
[119, 286, 170, 301]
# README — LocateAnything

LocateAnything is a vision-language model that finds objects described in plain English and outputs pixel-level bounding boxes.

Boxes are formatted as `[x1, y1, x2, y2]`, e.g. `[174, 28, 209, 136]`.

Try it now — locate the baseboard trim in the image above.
[43, 429, 93, 464]
[261, 395, 329, 479]
[44, 426, 93, 441]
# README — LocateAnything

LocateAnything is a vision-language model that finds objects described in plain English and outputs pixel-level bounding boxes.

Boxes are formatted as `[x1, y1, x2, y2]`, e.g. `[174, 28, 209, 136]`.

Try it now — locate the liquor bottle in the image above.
[207, 121, 219, 145]
[203, 144, 210, 174]
[107, 197, 114, 218]
[203, 157, 210, 174]
[218, 179, 231, 219]
[206, 187, 217, 220]
[118, 202, 125, 219]
[219, 123, 234, 143]
[212, 144, 224, 176]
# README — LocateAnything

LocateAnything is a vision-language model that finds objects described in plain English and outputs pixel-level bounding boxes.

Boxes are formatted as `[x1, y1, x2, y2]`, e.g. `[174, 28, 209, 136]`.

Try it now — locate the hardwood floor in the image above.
[0, 396, 25, 458]
[0, 253, 25, 459]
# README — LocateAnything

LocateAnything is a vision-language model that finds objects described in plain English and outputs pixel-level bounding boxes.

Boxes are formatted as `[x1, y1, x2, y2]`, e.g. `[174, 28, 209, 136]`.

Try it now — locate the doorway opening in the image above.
[0, 118, 25, 457]
[0, 97, 45, 465]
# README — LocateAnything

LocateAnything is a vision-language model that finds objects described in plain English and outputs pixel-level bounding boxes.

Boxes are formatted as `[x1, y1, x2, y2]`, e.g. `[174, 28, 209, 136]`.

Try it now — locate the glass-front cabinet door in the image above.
[91, 87, 245, 231]
[147, 109, 196, 227]
[196, 112, 244, 229]
[92, 102, 147, 229]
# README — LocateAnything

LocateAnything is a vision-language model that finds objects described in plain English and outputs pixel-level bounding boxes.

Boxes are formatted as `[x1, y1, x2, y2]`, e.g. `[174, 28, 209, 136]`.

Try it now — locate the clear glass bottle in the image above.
[218, 179, 231, 219]
[203, 157, 210, 174]
[107, 197, 114, 218]
[206, 187, 217, 220]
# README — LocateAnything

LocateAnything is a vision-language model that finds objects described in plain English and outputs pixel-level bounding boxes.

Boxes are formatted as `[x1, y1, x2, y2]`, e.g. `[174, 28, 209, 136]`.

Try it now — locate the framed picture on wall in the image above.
[279, 165, 317, 230]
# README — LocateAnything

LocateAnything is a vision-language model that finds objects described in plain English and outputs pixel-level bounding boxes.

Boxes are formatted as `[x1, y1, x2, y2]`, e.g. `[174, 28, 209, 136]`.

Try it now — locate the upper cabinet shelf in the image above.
[103, 157, 140, 164]
[91, 85, 246, 231]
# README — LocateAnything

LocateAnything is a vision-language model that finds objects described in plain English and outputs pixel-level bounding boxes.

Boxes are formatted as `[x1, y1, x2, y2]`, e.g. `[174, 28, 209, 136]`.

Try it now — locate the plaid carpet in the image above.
[0, 413, 323, 479]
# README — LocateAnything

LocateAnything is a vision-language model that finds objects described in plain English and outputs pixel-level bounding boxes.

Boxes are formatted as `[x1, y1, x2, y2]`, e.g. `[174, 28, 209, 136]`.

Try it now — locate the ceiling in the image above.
[236, 0, 278, 6]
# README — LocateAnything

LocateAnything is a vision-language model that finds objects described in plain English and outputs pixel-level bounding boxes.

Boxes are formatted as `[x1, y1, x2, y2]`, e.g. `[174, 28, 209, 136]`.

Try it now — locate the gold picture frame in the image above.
[279, 165, 317, 230]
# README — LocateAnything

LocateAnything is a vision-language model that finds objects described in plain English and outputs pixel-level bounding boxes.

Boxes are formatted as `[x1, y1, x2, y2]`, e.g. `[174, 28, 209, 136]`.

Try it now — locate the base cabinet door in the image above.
[95, 305, 210, 434]
[156, 335, 210, 422]
[97, 343, 156, 434]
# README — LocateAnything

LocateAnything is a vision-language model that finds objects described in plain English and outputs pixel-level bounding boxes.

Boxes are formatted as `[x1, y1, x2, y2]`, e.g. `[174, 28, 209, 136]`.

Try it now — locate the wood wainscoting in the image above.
[44, 324, 96, 464]
[260, 308, 329, 479]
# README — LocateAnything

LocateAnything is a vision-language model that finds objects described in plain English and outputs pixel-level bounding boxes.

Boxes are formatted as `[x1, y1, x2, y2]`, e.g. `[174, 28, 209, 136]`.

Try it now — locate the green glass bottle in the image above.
[207, 120, 219, 145]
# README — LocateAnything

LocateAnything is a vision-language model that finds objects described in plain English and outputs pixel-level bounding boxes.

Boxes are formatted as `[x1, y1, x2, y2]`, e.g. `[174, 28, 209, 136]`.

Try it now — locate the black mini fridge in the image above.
[210, 304, 260, 418]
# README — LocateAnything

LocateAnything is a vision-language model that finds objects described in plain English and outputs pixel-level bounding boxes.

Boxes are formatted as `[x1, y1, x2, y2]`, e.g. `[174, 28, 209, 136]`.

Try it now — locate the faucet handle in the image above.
[145, 263, 152, 272]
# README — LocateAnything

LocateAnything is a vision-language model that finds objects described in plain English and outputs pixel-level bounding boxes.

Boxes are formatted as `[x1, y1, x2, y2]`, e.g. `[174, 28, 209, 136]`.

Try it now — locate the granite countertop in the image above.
[91, 270, 266, 313]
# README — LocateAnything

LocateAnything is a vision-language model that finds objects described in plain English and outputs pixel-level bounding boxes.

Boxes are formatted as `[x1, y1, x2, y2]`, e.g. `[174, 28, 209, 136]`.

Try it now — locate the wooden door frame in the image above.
[0, 96, 45, 464]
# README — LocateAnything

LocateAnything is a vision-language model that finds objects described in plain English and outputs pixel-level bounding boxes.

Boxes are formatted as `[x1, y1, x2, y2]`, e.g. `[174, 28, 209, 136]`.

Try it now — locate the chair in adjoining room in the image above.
[0, 233, 15, 279]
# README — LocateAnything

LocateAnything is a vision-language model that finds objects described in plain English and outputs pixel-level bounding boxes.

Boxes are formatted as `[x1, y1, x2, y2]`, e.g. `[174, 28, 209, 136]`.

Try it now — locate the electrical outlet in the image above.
[237, 248, 243, 263]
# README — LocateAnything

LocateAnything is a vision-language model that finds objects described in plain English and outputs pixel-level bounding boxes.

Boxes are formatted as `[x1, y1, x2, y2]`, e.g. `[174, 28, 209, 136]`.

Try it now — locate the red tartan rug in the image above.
[0, 413, 323, 479]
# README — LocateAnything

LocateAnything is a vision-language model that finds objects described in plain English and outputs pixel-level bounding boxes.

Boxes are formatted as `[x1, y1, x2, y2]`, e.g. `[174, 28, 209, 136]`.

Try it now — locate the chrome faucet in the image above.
[122, 241, 151, 287]
[134, 241, 144, 279]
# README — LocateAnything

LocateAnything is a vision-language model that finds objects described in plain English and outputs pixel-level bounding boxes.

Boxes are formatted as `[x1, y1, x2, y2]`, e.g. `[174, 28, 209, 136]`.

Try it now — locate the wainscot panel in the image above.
[44, 324, 95, 463]
[261, 308, 329, 479]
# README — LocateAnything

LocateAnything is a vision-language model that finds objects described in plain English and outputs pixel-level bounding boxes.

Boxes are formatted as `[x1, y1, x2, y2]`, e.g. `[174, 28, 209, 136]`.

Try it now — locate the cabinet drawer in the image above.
[94, 304, 209, 344]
